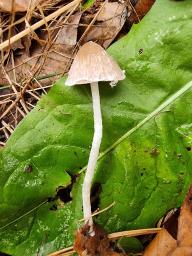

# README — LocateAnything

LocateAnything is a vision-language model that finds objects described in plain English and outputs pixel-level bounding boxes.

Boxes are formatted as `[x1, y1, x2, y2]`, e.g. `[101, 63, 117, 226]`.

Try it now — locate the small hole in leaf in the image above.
[24, 164, 33, 173]
[56, 173, 79, 203]
[177, 153, 182, 159]
[50, 204, 57, 211]
[186, 146, 191, 151]
[47, 197, 53, 202]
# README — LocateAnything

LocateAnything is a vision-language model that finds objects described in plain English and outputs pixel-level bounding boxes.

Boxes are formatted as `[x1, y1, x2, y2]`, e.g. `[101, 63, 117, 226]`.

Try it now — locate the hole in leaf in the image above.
[57, 186, 72, 203]
[56, 173, 79, 203]
[186, 146, 191, 151]
[24, 164, 33, 173]
[91, 183, 102, 213]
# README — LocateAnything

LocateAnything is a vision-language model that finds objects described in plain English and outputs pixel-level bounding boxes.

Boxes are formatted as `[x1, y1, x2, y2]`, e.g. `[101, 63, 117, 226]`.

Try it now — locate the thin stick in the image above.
[48, 246, 74, 256]
[0, 0, 81, 51]
[2, 16, 25, 33]
[2, 120, 14, 134]
[20, 99, 29, 113]
[28, 70, 47, 95]
[108, 228, 162, 239]
[2, 127, 9, 139]
[79, 202, 115, 222]
[16, 106, 26, 117]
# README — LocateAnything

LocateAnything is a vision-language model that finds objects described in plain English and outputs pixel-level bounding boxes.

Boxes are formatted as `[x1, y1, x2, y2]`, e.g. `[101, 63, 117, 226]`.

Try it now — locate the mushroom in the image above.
[65, 41, 125, 232]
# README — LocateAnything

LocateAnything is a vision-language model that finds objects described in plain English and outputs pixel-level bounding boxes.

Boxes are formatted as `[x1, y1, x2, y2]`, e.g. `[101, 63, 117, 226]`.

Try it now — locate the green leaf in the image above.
[1, 0, 192, 254]
[0, 176, 83, 255]
[81, 0, 95, 11]
[117, 237, 143, 253]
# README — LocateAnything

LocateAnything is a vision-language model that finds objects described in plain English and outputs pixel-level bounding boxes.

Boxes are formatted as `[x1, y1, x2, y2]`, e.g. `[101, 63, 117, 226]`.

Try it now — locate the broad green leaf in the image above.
[1, 0, 192, 254]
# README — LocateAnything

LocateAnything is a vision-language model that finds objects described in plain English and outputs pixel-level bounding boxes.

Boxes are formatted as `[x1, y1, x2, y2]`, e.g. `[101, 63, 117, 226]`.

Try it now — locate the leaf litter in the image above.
[0, 0, 154, 145]
[144, 186, 192, 256]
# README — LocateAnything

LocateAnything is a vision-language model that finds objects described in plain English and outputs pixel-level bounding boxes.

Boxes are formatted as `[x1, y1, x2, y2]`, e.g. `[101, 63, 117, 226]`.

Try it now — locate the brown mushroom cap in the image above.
[65, 41, 125, 86]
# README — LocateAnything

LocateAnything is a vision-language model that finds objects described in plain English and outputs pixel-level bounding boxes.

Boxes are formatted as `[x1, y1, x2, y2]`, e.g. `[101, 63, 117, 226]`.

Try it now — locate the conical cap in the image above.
[66, 41, 125, 86]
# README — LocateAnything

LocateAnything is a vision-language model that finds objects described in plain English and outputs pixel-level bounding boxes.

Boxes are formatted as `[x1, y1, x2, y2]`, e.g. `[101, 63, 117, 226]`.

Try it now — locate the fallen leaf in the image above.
[56, 13, 81, 46]
[0, 0, 53, 12]
[36, 13, 82, 75]
[0, 13, 81, 85]
[0, 0, 30, 12]
[177, 186, 192, 247]
[144, 186, 192, 256]
[171, 247, 192, 256]
[81, 2, 127, 48]
[143, 229, 177, 256]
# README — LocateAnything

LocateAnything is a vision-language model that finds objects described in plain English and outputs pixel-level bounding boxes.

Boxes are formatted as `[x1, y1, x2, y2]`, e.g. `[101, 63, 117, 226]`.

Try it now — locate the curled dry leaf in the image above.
[81, 2, 127, 48]
[74, 223, 123, 256]
[144, 186, 192, 256]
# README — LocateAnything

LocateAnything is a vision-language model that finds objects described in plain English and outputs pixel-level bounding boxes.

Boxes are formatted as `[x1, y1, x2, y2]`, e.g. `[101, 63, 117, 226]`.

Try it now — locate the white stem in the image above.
[82, 82, 103, 228]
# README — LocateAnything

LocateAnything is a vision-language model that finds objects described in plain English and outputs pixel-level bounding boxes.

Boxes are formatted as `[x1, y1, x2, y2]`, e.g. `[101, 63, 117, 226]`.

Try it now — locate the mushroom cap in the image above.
[65, 41, 125, 86]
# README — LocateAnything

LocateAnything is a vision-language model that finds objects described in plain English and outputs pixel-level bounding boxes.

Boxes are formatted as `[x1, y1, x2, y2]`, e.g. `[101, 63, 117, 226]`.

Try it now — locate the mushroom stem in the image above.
[82, 82, 103, 229]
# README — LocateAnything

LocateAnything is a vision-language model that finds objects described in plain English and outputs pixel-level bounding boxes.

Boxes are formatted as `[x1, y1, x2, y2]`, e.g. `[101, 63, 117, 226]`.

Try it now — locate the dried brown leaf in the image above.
[0, 0, 30, 12]
[0, 0, 54, 12]
[81, 2, 127, 48]
[144, 186, 192, 256]
[143, 229, 177, 256]
[171, 247, 192, 256]
[0, 13, 81, 86]
[177, 186, 192, 247]
[57, 13, 81, 46]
